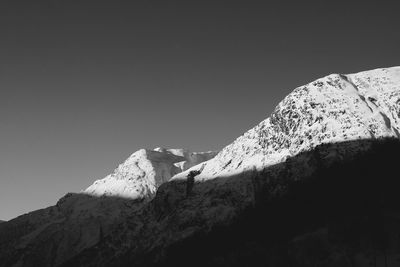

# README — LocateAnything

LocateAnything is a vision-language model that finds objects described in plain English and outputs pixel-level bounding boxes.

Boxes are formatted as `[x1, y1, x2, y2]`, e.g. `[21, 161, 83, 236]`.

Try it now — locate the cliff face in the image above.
[1, 67, 400, 267]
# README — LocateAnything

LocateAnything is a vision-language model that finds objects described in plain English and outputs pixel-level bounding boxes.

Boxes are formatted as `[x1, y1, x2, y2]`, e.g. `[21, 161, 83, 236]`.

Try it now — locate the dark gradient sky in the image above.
[0, 0, 399, 220]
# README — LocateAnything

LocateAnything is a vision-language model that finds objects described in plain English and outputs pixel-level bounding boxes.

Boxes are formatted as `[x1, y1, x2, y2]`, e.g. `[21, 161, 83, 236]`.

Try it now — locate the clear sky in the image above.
[0, 0, 399, 220]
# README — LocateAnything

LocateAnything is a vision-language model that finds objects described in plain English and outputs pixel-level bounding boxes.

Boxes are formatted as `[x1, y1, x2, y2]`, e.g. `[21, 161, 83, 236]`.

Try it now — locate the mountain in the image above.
[173, 66, 400, 182]
[84, 148, 217, 200]
[0, 66, 399, 267]
[0, 148, 216, 267]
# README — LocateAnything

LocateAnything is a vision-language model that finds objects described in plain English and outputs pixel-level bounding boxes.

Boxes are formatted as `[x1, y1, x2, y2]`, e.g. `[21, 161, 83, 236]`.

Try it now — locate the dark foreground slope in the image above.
[61, 138, 400, 267]
[158, 139, 400, 267]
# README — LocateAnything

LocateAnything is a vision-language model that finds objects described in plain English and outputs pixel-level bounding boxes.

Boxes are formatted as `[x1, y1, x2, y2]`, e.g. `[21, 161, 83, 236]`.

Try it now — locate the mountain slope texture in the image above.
[0, 66, 400, 267]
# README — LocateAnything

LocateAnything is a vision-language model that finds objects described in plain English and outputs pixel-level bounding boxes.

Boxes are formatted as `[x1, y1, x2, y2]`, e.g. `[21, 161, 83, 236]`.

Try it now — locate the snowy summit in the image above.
[173, 66, 400, 181]
[84, 148, 217, 200]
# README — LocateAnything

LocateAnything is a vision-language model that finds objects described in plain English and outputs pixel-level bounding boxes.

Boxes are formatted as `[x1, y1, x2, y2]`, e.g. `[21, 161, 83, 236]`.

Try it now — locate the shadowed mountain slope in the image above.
[61, 138, 400, 267]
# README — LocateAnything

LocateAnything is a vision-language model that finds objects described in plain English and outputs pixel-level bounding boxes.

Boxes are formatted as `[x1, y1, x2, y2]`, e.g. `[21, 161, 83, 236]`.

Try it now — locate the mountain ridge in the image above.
[173, 66, 400, 182]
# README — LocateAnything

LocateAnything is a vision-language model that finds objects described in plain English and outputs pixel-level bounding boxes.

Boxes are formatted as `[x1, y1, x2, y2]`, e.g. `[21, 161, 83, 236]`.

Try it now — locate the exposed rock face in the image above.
[0, 67, 399, 267]
[84, 148, 217, 200]
[154, 148, 218, 172]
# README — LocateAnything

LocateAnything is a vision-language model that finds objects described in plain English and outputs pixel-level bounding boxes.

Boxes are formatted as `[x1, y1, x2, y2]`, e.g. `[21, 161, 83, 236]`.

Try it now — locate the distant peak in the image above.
[83, 147, 218, 200]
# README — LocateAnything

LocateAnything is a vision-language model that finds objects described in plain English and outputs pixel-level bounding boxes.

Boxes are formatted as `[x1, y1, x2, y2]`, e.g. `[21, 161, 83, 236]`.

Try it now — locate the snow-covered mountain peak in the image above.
[2, 66, 400, 267]
[173, 67, 400, 182]
[84, 147, 217, 200]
